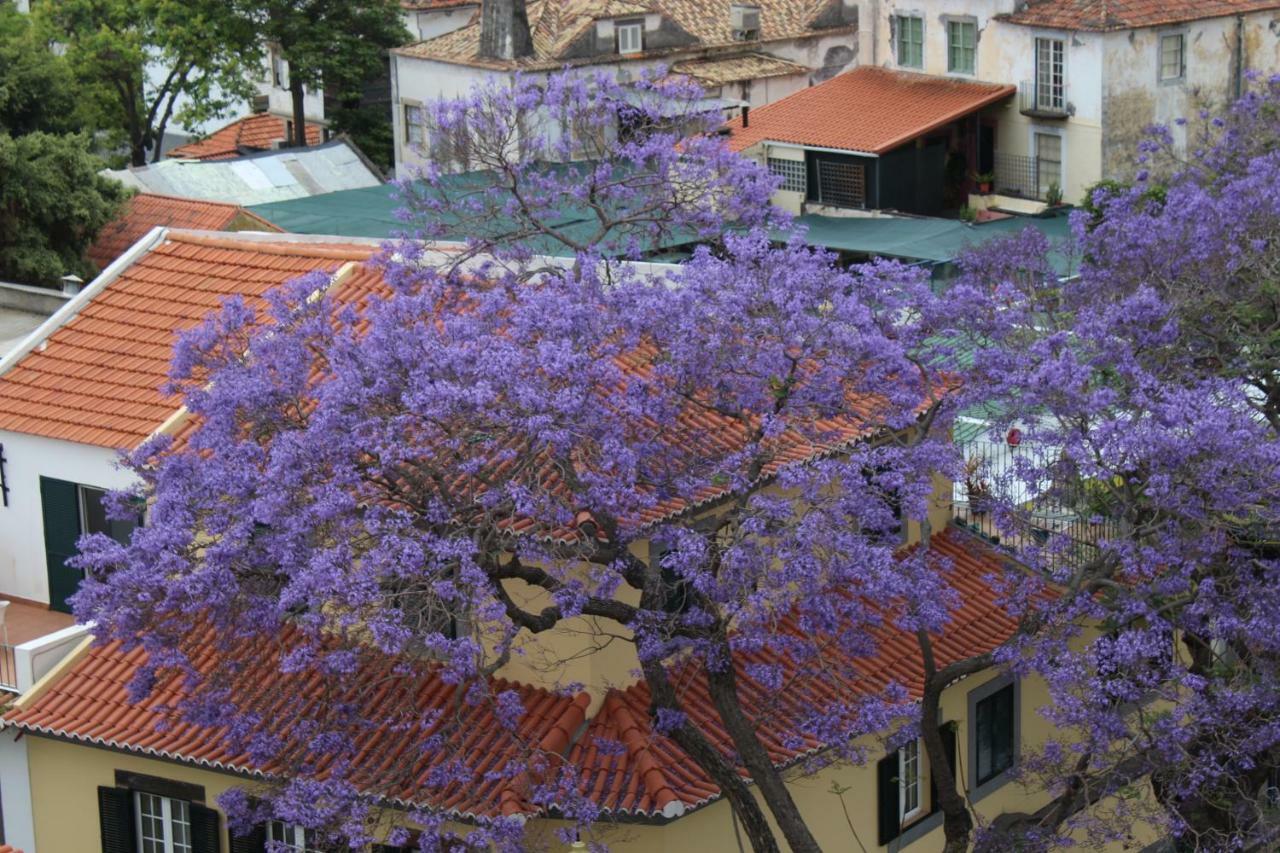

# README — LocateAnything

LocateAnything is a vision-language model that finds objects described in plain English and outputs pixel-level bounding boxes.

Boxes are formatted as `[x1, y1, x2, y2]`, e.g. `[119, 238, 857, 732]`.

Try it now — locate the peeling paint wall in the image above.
[1100, 14, 1280, 180]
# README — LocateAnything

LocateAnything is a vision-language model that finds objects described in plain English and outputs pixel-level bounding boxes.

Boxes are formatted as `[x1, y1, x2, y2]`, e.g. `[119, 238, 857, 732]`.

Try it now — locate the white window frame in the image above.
[268, 820, 321, 852]
[1034, 37, 1066, 111]
[899, 738, 922, 821]
[895, 14, 924, 69]
[1159, 32, 1185, 82]
[135, 792, 193, 853]
[616, 19, 644, 55]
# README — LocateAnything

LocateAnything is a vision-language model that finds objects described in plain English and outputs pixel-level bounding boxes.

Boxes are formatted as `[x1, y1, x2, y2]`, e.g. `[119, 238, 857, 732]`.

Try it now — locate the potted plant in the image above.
[972, 170, 995, 194]
[958, 204, 978, 224]
[963, 456, 993, 515]
[1045, 181, 1064, 207]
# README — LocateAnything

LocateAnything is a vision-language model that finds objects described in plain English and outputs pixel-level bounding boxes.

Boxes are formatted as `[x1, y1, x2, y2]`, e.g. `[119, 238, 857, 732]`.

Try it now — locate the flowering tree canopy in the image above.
[73, 69, 1280, 853]
[75, 72, 971, 853]
[946, 78, 1280, 851]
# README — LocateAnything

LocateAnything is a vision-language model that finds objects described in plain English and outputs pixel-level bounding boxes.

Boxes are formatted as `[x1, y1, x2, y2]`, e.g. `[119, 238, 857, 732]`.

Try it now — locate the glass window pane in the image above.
[976, 684, 1015, 784]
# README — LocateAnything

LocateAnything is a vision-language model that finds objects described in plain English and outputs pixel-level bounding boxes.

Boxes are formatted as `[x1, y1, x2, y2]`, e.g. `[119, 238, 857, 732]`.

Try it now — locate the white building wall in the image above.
[0, 431, 135, 605]
[0, 731, 35, 853]
[404, 4, 480, 41]
[390, 30, 860, 174]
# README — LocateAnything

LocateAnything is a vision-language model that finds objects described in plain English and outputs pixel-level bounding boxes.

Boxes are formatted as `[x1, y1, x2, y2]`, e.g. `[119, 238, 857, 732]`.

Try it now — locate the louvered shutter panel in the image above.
[229, 823, 267, 853]
[190, 802, 221, 853]
[40, 476, 82, 613]
[876, 753, 900, 846]
[97, 786, 136, 853]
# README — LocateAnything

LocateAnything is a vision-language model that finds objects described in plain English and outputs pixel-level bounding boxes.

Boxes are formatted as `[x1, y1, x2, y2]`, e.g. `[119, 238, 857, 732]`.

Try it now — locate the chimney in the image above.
[479, 0, 533, 60]
[741, 106, 750, 128]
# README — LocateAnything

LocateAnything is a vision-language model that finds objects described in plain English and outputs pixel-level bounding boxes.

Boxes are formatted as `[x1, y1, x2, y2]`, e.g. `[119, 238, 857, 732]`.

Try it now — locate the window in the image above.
[899, 738, 922, 820]
[136, 792, 192, 853]
[1034, 132, 1062, 199]
[269, 820, 323, 852]
[1159, 33, 1185, 81]
[271, 49, 287, 88]
[731, 4, 761, 40]
[404, 103, 425, 146]
[975, 682, 1016, 785]
[947, 20, 977, 74]
[768, 157, 807, 193]
[42, 477, 141, 613]
[895, 15, 923, 68]
[616, 19, 644, 55]
[1034, 37, 1066, 111]
[813, 156, 867, 209]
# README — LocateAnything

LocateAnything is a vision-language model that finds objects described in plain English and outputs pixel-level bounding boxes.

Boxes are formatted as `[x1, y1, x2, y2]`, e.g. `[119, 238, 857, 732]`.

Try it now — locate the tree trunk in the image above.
[641, 660, 782, 853]
[289, 74, 308, 148]
[705, 662, 823, 853]
[920, 676, 972, 853]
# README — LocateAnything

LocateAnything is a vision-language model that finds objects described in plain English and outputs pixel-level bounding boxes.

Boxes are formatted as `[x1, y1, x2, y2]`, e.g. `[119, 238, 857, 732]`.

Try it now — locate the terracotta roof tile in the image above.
[568, 528, 1031, 818]
[3, 529, 1029, 823]
[726, 66, 1015, 155]
[670, 52, 810, 86]
[87, 194, 281, 271]
[0, 233, 379, 449]
[1001, 0, 1280, 30]
[0, 845, 23, 853]
[168, 114, 324, 162]
[4, 623, 590, 819]
[395, 0, 855, 69]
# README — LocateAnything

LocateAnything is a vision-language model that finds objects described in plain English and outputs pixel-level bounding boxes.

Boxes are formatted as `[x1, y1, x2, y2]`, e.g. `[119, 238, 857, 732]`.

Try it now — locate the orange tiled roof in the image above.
[4, 623, 591, 820]
[727, 66, 1015, 155]
[2, 528, 1026, 822]
[395, 0, 855, 70]
[168, 114, 324, 162]
[0, 232, 379, 449]
[1001, 0, 1280, 30]
[569, 528, 1027, 818]
[0, 845, 24, 853]
[86, 194, 281, 271]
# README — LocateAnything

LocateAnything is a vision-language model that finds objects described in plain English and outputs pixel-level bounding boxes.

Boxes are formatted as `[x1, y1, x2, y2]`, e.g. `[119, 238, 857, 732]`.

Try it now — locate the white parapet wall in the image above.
[14, 622, 92, 694]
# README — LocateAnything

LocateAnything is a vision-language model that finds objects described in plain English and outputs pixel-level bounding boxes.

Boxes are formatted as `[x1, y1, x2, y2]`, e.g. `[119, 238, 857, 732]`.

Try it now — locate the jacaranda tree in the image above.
[939, 78, 1280, 851]
[74, 71, 977, 852]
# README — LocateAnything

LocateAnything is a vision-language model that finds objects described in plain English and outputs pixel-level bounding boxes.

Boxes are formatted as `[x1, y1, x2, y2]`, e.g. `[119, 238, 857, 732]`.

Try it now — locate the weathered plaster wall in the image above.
[1100, 13, 1280, 179]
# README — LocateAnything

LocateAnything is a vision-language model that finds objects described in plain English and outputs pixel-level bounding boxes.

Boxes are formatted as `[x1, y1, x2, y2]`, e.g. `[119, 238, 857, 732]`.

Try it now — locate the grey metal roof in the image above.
[103, 140, 384, 207]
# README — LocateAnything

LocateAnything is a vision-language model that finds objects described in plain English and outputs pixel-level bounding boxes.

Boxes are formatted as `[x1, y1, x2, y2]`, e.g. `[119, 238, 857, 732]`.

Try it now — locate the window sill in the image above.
[896, 809, 944, 848]
[970, 766, 1017, 805]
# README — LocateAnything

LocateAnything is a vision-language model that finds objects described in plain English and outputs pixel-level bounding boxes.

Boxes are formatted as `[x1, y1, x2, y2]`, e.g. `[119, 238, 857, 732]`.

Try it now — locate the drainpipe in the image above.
[1233, 14, 1245, 100]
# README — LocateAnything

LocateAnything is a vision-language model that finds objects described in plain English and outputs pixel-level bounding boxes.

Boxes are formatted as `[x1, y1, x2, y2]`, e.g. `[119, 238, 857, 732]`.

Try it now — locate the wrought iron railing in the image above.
[993, 152, 1060, 201]
[953, 434, 1121, 572]
[1019, 80, 1069, 118]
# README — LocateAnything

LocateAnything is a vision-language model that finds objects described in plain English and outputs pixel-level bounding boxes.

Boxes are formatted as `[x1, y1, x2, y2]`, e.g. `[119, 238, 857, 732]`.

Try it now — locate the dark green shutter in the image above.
[190, 802, 221, 853]
[876, 753, 900, 846]
[929, 723, 959, 815]
[40, 476, 82, 613]
[229, 823, 266, 853]
[98, 786, 135, 853]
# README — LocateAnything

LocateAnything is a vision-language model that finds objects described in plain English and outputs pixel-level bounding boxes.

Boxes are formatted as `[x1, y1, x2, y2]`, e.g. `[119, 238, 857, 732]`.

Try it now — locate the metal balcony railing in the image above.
[992, 152, 1061, 201]
[1019, 80, 1070, 118]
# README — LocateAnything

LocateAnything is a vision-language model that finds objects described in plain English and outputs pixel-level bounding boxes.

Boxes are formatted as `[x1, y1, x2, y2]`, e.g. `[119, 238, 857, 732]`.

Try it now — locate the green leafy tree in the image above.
[0, 3, 86, 136]
[243, 0, 409, 148]
[38, 0, 258, 166]
[0, 132, 128, 285]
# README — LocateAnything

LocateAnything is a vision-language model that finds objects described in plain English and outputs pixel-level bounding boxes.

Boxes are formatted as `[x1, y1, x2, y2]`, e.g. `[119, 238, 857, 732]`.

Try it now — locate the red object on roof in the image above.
[0, 845, 25, 853]
[86, 193, 281, 271]
[726, 66, 1015, 156]
[3, 528, 1031, 822]
[0, 232, 379, 449]
[1001, 0, 1280, 30]
[167, 114, 324, 161]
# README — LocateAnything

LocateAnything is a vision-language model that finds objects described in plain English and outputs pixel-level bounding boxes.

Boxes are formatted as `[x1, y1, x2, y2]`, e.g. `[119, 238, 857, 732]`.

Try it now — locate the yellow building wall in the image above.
[24, 664, 1160, 852]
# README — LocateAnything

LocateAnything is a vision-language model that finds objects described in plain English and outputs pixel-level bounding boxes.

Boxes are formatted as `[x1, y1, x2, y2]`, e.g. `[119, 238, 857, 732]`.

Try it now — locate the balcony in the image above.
[992, 152, 1060, 201]
[1019, 81, 1070, 119]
